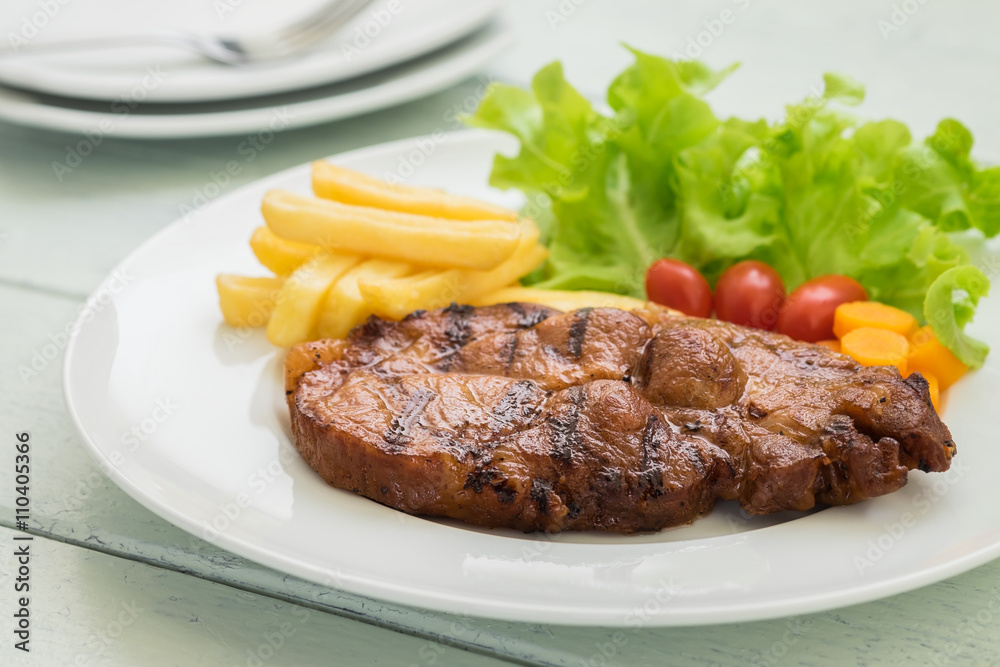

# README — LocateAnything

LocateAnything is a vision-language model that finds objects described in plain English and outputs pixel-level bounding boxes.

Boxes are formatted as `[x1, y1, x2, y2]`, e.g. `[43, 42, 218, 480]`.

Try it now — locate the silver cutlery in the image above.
[0, 0, 375, 66]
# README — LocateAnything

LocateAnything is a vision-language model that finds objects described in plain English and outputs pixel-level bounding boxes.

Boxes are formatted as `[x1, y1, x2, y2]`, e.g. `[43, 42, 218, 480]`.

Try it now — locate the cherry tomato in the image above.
[645, 258, 712, 318]
[776, 275, 868, 342]
[714, 260, 786, 330]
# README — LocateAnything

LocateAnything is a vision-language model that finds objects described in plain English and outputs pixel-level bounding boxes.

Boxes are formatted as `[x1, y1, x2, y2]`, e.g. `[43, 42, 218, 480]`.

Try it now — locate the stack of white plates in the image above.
[0, 0, 513, 138]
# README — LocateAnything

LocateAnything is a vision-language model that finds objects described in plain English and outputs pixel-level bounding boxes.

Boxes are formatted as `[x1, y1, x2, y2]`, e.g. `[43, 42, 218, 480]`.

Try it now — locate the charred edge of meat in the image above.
[639, 469, 665, 498]
[494, 481, 517, 504]
[353, 315, 395, 341]
[567, 307, 593, 359]
[904, 372, 935, 411]
[531, 479, 553, 515]
[464, 466, 497, 493]
[464, 466, 517, 504]
[549, 386, 585, 463]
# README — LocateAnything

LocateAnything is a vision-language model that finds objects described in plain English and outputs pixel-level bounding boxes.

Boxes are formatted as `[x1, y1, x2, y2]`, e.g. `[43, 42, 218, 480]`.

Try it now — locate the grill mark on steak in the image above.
[287, 304, 957, 533]
[434, 303, 476, 371]
[503, 332, 519, 370]
[492, 380, 539, 431]
[640, 415, 660, 469]
[549, 386, 585, 463]
[682, 441, 707, 477]
[384, 388, 435, 447]
[437, 302, 475, 360]
[444, 303, 474, 344]
[567, 308, 593, 358]
[509, 302, 553, 329]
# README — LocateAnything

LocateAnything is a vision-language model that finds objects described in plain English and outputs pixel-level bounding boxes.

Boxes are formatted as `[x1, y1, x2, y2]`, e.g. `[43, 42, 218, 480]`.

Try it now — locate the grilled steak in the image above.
[285, 304, 956, 533]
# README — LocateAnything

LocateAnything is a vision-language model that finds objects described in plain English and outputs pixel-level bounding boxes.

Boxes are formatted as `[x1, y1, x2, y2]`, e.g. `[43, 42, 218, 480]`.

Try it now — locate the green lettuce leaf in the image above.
[466, 47, 995, 363]
[924, 266, 991, 368]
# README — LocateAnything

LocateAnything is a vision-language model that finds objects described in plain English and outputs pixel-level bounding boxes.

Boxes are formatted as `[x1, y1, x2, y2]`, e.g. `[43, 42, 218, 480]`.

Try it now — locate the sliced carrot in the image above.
[816, 339, 841, 353]
[833, 301, 918, 339]
[840, 327, 910, 375]
[907, 325, 968, 389]
[919, 372, 941, 412]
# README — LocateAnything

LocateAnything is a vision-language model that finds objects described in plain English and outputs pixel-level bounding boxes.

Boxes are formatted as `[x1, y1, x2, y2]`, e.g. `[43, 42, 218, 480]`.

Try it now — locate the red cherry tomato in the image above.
[645, 258, 712, 318]
[776, 275, 868, 342]
[714, 260, 786, 330]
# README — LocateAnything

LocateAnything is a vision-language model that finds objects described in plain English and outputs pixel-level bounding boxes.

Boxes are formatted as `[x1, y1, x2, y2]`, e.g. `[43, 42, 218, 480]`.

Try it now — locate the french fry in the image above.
[250, 226, 320, 275]
[266, 252, 361, 347]
[216, 275, 285, 327]
[358, 223, 548, 320]
[262, 190, 521, 270]
[358, 269, 453, 320]
[316, 258, 414, 339]
[474, 287, 649, 312]
[312, 160, 518, 222]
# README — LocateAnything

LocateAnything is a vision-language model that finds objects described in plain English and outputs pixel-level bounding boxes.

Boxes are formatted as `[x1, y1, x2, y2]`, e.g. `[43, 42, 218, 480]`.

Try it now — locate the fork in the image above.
[0, 0, 374, 66]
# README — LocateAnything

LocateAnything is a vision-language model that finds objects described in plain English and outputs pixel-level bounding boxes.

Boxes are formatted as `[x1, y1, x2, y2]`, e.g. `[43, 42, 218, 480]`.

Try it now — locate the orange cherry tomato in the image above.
[645, 258, 712, 318]
[776, 275, 868, 342]
[714, 260, 786, 330]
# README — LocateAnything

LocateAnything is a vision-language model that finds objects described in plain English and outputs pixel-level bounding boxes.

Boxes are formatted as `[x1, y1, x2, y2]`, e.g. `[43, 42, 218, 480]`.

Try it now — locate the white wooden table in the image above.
[3, 1, 1000, 664]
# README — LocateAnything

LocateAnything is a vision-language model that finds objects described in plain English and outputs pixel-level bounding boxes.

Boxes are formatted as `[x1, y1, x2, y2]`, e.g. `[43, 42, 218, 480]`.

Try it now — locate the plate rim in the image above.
[0, 24, 514, 139]
[62, 128, 1000, 626]
[0, 0, 507, 103]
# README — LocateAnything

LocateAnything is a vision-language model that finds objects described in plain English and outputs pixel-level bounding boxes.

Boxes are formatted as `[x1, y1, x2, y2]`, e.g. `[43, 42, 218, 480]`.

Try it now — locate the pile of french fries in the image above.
[219, 161, 640, 347]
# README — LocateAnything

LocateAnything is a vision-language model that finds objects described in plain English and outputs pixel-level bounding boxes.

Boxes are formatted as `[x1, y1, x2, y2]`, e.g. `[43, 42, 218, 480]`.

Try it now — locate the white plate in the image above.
[64, 130, 1000, 626]
[0, 0, 505, 103]
[0, 24, 512, 139]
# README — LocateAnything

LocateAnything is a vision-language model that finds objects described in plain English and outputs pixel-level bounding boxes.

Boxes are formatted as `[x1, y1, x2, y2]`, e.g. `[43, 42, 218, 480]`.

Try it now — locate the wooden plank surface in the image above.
[0, 527, 511, 667]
